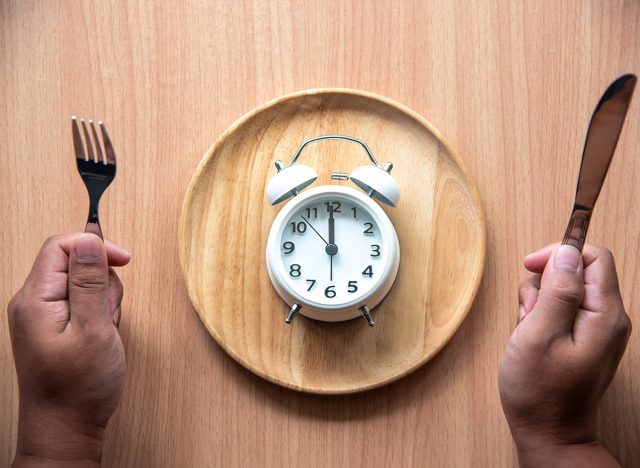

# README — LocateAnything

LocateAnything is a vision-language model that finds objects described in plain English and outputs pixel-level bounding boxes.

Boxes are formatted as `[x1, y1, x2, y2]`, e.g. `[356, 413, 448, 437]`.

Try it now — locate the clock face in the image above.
[266, 186, 400, 321]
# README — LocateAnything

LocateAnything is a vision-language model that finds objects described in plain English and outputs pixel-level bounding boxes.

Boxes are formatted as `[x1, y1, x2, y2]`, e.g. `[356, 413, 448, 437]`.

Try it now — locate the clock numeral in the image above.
[370, 244, 381, 257]
[290, 221, 307, 234]
[363, 222, 374, 234]
[324, 285, 336, 298]
[305, 207, 318, 219]
[306, 279, 316, 291]
[351, 207, 357, 218]
[283, 241, 295, 254]
[362, 265, 373, 278]
[347, 280, 358, 293]
[325, 201, 341, 213]
[289, 264, 301, 277]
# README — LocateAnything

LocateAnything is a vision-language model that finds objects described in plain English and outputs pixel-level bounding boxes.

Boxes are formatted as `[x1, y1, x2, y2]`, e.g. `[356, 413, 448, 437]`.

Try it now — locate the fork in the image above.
[71, 116, 117, 240]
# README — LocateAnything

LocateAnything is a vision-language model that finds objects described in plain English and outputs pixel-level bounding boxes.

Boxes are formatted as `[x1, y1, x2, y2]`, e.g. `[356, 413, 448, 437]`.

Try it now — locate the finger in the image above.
[23, 234, 130, 303]
[582, 246, 622, 308]
[67, 233, 111, 328]
[523, 245, 584, 339]
[104, 239, 131, 267]
[518, 274, 541, 315]
[523, 242, 609, 274]
[23, 235, 73, 302]
[108, 269, 124, 326]
[573, 246, 631, 347]
[74, 238, 129, 267]
[537, 244, 623, 310]
[523, 243, 559, 273]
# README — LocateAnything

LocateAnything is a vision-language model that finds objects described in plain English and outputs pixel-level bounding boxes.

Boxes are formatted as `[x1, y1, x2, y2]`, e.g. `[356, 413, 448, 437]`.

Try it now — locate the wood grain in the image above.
[179, 89, 486, 393]
[1, 0, 639, 466]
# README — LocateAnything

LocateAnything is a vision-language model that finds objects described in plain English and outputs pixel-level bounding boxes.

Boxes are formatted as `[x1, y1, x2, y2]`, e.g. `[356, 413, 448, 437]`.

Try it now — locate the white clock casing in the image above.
[266, 185, 400, 322]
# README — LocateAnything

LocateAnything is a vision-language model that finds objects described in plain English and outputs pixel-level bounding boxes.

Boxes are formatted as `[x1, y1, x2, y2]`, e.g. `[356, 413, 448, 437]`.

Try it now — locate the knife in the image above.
[562, 74, 637, 252]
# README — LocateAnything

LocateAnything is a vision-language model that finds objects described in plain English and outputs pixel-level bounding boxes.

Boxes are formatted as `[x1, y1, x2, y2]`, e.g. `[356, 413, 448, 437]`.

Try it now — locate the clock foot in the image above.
[359, 305, 375, 327]
[285, 304, 301, 324]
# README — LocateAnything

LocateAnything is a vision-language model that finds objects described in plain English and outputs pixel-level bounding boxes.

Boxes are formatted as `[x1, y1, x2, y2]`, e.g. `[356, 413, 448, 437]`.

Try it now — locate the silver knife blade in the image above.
[562, 74, 636, 251]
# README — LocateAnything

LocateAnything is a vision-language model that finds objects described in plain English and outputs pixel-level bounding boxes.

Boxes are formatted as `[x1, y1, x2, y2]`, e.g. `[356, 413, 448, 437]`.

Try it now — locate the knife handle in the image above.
[562, 208, 592, 253]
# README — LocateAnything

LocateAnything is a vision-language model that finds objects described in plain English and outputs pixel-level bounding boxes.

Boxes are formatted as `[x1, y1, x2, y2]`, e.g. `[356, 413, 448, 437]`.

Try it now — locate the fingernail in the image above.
[518, 304, 526, 322]
[554, 245, 581, 272]
[75, 234, 103, 263]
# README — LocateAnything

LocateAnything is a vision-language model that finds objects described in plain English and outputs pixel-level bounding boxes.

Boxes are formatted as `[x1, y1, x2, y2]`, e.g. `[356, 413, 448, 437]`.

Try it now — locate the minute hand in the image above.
[328, 210, 335, 245]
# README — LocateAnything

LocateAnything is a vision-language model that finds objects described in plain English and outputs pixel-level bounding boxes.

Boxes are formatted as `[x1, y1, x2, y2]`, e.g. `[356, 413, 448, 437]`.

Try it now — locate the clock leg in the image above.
[359, 305, 375, 327]
[285, 303, 302, 324]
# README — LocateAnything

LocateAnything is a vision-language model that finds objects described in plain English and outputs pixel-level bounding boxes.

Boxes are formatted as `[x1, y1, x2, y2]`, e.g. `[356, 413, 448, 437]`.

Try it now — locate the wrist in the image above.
[14, 400, 104, 466]
[517, 442, 621, 468]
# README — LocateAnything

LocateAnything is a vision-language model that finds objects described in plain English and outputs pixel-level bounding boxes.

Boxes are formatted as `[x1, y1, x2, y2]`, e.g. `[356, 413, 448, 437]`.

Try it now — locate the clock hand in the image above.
[300, 214, 328, 245]
[330, 254, 333, 281]
[328, 209, 335, 245]
[327, 209, 337, 282]
[324, 209, 339, 257]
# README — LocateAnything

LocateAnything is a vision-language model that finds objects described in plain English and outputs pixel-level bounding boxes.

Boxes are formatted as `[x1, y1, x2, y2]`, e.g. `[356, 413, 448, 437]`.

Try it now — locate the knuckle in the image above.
[599, 247, 616, 266]
[6, 290, 36, 332]
[43, 235, 58, 246]
[7, 289, 29, 317]
[589, 244, 616, 266]
[7, 290, 21, 315]
[43, 234, 64, 250]
[614, 313, 632, 340]
[7, 293, 20, 329]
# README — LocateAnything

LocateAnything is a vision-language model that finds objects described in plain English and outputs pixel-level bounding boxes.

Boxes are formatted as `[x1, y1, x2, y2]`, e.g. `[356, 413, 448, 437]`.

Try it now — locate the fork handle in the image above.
[84, 190, 104, 239]
[85, 220, 103, 239]
[85, 201, 103, 239]
[562, 208, 591, 252]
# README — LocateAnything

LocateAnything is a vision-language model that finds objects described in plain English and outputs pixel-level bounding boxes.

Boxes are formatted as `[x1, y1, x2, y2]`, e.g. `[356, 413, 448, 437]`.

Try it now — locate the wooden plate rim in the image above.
[179, 88, 487, 394]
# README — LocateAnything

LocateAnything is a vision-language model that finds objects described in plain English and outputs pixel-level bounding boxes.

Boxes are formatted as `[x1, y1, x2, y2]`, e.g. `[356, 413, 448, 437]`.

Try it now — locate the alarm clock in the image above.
[265, 135, 400, 327]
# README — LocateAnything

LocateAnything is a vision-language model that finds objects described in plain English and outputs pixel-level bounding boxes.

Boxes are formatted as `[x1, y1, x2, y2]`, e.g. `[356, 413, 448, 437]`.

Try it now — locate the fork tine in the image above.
[81, 119, 95, 162]
[89, 120, 105, 164]
[99, 121, 117, 165]
[71, 116, 86, 161]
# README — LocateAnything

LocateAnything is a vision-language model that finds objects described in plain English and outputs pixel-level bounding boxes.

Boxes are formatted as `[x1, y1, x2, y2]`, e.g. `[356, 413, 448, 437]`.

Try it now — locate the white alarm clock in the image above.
[265, 135, 400, 326]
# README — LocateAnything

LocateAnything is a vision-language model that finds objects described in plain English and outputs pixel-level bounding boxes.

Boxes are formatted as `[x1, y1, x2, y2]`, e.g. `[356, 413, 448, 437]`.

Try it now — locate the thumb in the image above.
[525, 245, 585, 338]
[68, 233, 111, 328]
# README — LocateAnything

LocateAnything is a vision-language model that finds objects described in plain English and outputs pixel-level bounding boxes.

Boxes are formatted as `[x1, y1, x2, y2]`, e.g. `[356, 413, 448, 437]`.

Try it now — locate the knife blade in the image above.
[562, 74, 637, 252]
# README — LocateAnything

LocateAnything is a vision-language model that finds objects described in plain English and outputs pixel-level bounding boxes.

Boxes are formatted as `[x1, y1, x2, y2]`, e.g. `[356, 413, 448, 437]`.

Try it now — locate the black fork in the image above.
[72, 116, 117, 239]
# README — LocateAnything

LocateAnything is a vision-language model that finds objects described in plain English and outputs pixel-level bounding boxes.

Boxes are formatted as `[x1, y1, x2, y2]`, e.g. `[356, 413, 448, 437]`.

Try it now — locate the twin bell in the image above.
[266, 135, 400, 207]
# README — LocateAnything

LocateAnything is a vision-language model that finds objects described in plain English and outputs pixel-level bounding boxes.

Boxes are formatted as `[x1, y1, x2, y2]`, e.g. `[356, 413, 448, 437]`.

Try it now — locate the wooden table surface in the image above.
[1, 1, 639, 466]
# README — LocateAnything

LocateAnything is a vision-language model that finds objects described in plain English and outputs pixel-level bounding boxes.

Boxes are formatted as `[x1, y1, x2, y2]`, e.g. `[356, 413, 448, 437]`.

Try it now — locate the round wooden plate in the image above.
[179, 89, 486, 394]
